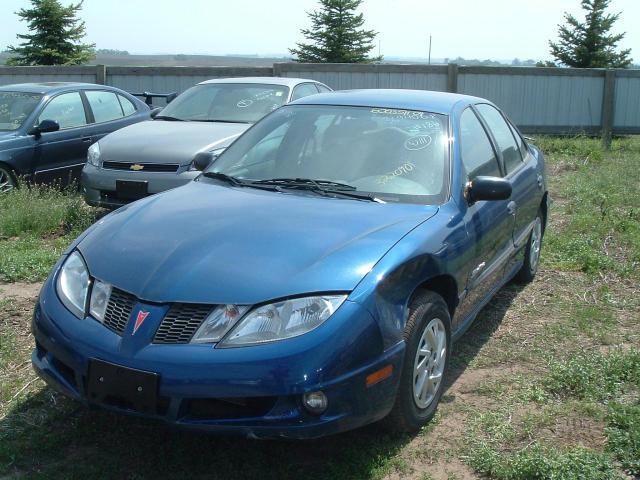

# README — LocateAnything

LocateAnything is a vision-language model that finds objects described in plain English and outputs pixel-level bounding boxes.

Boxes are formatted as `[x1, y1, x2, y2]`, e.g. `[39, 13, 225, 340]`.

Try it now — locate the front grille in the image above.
[153, 303, 213, 344]
[103, 288, 137, 335]
[102, 161, 180, 173]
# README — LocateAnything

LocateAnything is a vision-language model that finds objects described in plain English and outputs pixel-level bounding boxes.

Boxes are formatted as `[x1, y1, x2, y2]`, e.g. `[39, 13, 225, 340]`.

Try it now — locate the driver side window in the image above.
[459, 108, 500, 180]
[38, 92, 87, 129]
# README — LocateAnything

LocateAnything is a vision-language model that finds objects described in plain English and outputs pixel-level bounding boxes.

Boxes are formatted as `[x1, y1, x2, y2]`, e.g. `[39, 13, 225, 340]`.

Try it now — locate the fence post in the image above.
[601, 69, 616, 149]
[95, 64, 107, 85]
[447, 63, 458, 93]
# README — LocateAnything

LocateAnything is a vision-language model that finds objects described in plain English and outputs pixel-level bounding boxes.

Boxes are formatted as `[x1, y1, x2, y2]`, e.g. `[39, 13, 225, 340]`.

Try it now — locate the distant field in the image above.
[0, 53, 289, 67]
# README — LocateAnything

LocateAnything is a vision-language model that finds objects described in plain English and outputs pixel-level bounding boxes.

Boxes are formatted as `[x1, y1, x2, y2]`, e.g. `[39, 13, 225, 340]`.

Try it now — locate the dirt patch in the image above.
[0, 282, 41, 300]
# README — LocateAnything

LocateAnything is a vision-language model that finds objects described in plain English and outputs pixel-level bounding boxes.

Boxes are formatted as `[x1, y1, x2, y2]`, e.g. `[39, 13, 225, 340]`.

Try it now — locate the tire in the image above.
[383, 290, 451, 433]
[0, 165, 17, 193]
[513, 209, 544, 284]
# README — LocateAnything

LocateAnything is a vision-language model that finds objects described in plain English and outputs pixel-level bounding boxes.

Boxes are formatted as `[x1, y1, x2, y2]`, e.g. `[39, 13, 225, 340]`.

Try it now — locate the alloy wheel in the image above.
[530, 217, 542, 272]
[412, 317, 447, 409]
[0, 169, 15, 193]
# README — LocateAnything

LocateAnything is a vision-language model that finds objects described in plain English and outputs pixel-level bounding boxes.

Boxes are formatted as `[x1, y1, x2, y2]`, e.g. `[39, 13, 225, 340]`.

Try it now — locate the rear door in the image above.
[82, 90, 143, 144]
[459, 107, 515, 320]
[475, 104, 539, 249]
[32, 91, 90, 185]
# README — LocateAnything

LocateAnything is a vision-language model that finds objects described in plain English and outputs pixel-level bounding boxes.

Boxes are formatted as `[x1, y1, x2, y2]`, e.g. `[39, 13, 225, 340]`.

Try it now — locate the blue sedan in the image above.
[0, 82, 150, 191]
[32, 89, 548, 438]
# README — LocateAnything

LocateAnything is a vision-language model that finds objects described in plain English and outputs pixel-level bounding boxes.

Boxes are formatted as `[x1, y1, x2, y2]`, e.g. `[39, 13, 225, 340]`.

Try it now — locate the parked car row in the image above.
[0, 83, 150, 191]
[29, 84, 548, 438]
[0, 77, 331, 201]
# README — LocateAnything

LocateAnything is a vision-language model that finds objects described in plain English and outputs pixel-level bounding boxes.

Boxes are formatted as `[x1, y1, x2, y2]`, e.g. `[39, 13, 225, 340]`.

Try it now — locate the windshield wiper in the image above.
[154, 115, 184, 121]
[251, 178, 383, 202]
[201, 171, 279, 191]
[191, 119, 252, 124]
[202, 171, 244, 186]
[252, 178, 357, 191]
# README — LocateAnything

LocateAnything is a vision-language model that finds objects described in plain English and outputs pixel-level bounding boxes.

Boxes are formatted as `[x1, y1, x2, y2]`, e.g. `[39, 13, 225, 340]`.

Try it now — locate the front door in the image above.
[457, 107, 514, 328]
[474, 104, 539, 249]
[32, 91, 90, 186]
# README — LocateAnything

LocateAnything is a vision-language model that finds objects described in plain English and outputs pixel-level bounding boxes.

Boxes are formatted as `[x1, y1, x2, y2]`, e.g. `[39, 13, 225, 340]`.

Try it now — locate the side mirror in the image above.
[150, 107, 163, 118]
[192, 151, 219, 172]
[465, 176, 512, 203]
[28, 119, 60, 138]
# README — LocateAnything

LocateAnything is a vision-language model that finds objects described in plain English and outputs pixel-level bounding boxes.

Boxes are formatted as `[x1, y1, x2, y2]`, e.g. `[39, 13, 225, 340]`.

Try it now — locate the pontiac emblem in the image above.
[132, 310, 150, 335]
[130, 164, 144, 171]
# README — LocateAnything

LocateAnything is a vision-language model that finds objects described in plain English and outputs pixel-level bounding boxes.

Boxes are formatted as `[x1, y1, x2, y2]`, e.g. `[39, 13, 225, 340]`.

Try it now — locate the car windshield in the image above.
[157, 83, 289, 123]
[208, 105, 450, 204]
[0, 92, 42, 131]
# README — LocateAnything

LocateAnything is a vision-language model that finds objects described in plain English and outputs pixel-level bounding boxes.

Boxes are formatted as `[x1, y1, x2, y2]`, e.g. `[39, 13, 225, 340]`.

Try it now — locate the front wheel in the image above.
[383, 291, 451, 432]
[0, 165, 17, 193]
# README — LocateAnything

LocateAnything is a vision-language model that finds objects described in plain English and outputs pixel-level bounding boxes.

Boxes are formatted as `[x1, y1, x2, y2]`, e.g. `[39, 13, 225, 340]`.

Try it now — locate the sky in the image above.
[0, 0, 638, 62]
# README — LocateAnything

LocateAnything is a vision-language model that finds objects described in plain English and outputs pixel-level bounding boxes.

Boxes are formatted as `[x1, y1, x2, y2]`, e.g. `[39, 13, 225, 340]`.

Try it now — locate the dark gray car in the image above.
[81, 77, 331, 208]
[0, 82, 150, 191]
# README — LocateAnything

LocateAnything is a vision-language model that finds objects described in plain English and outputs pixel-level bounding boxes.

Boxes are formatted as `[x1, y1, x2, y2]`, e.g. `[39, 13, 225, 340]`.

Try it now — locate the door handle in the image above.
[507, 201, 517, 215]
[81, 137, 92, 143]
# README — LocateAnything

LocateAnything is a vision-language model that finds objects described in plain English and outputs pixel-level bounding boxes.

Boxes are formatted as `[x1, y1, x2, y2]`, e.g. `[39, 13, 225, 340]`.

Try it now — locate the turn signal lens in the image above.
[89, 280, 112, 323]
[366, 365, 393, 387]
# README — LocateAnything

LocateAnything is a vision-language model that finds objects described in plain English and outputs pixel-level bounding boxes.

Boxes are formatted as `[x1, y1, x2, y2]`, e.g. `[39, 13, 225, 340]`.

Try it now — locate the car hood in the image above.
[77, 182, 438, 305]
[99, 120, 250, 165]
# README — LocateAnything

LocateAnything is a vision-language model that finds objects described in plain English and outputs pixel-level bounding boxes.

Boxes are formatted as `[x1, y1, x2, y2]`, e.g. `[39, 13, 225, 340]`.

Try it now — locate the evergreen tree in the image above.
[290, 0, 381, 63]
[7, 0, 95, 66]
[549, 0, 632, 68]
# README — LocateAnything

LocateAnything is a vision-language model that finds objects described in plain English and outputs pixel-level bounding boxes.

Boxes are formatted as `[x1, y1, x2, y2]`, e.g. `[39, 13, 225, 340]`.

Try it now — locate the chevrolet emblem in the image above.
[130, 164, 144, 171]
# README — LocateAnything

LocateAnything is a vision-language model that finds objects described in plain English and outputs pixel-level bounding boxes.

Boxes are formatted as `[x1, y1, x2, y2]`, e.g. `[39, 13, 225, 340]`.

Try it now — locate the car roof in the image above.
[198, 77, 323, 87]
[290, 89, 488, 115]
[0, 82, 124, 95]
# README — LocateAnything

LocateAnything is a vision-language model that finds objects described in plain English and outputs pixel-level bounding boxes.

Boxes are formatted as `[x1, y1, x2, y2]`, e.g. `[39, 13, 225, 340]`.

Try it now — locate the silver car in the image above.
[81, 77, 331, 208]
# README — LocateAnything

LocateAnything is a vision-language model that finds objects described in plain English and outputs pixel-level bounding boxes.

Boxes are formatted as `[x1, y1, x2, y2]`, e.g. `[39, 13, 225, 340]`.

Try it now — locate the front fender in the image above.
[349, 202, 471, 349]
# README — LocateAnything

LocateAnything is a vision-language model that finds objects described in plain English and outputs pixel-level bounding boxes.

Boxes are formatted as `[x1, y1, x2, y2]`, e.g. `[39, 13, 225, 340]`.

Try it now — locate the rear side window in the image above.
[507, 120, 528, 160]
[86, 91, 124, 123]
[118, 94, 137, 116]
[459, 108, 500, 180]
[39, 92, 87, 129]
[317, 84, 332, 93]
[476, 104, 522, 174]
[291, 83, 320, 101]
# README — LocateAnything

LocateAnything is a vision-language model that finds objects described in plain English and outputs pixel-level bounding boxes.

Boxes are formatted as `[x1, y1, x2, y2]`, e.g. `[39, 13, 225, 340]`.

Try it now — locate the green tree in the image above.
[549, 0, 632, 68]
[290, 0, 381, 63]
[7, 0, 95, 66]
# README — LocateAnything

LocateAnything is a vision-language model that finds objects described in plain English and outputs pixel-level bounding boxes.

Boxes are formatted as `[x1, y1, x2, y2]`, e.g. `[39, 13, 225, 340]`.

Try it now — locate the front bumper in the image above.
[81, 163, 199, 208]
[31, 273, 403, 439]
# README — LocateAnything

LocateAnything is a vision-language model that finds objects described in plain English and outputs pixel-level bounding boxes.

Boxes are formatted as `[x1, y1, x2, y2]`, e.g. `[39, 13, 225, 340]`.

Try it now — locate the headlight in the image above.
[87, 142, 101, 167]
[89, 279, 112, 323]
[191, 304, 250, 343]
[56, 251, 90, 318]
[219, 295, 347, 347]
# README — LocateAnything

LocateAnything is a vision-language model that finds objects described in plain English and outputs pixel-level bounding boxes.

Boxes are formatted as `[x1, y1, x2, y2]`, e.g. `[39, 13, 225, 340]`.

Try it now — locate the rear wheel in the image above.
[384, 291, 451, 432]
[514, 210, 543, 284]
[0, 165, 17, 193]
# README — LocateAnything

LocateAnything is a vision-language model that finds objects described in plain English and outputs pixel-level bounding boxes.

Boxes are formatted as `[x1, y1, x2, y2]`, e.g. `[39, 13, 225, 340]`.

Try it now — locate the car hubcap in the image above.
[0, 170, 14, 193]
[413, 317, 446, 409]
[530, 217, 542, 272]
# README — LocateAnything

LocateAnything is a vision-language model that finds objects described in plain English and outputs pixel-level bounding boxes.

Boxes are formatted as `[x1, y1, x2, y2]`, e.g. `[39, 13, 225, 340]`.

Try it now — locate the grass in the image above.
[0, 135, 639, 479]
[0, 184, 100, 282]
